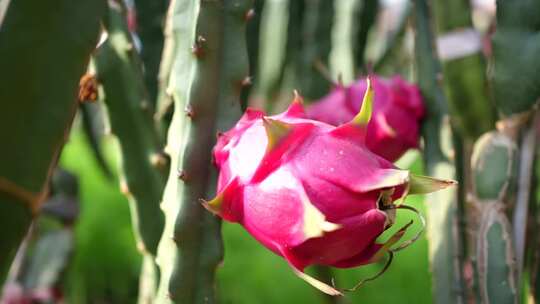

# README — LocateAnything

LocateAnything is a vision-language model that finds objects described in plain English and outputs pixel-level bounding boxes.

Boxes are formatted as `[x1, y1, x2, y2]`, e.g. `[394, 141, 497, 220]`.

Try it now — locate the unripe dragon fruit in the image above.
[307, 75, 424, 162]
[204, 79, 453, 295]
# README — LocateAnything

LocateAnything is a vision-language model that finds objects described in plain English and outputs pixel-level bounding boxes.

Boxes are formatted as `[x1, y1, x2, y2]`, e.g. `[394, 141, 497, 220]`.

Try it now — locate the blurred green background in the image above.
[60, 124, 431, 304]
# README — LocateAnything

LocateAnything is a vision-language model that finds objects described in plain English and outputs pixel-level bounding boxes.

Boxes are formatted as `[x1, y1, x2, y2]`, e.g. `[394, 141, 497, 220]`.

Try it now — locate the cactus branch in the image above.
[133, 0, 168, 107]
[155, 0, 250, 302]
[0, 0, 104, 283]
[94, 2, 167, 300]
[95, 0, 166, 257]
[433, 0, 494, 139]
[412, 0, 465, 302]
[353, 0, 378, 72]
[513, 112, 539, 282]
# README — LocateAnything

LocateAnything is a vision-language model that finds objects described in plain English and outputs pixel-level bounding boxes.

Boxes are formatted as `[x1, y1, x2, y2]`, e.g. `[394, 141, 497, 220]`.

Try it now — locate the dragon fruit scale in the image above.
[204, 79, 454, 295]
[307, 75, 425, 162]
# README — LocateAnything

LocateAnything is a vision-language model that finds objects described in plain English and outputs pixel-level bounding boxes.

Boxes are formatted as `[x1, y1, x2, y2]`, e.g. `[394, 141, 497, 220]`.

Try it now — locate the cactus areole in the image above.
[203, 79, 453, 295]
[307, 75, 425, 162]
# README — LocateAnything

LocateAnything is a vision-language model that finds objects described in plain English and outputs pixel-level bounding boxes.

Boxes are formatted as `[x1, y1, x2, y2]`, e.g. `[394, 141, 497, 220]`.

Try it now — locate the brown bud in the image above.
[78, 73, 99, 103]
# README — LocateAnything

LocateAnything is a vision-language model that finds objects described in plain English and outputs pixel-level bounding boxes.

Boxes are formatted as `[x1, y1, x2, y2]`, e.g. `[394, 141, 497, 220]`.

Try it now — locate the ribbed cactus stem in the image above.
[96, 0, 166, 255]
[412, 0, 464, 303]
[0, 0, 104, 283]
[94, 2, 167, 301]
[154, 2, 177, 125]
[132, 0, 168, 107]
[155, 0, 250, 303]
[433, 0, 494, 139]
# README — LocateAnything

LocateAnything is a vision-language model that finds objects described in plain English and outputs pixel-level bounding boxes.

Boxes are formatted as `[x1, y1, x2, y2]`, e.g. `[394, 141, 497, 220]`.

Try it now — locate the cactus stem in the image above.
[512, 111, 539, 285]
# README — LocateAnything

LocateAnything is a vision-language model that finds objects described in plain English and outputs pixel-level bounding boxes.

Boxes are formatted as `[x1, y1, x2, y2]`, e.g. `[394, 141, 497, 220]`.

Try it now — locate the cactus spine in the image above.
[94, 1, 167, 301]
[0, 0, 104, 283]
[155, 0, 250, 302]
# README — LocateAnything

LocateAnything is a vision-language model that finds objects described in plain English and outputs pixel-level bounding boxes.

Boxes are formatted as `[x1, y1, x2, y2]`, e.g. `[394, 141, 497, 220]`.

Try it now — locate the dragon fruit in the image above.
[204, 79, 453, 295]
[307, 75, 425, 162]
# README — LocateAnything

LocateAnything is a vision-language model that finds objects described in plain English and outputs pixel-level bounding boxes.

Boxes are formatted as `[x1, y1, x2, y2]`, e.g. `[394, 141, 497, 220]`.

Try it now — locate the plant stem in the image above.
[155, 0, 251, 302]
[0, 0, 104, 283]
[412, 0, 465, 302]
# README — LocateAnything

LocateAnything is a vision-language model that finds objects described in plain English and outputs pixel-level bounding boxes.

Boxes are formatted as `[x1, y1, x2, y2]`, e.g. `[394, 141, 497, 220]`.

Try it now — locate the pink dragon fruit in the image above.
[307, 75, 424, 162]
[204, 80, 453, 295]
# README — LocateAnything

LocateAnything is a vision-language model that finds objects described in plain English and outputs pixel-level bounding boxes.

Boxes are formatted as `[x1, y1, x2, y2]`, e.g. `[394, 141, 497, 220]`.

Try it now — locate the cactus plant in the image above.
[3, 0, 540, 302]
[491, 0, 540, 117]
[95, 0, 166, 260]
[353, 0, 378, 72]
[433, 0, 494, 139]
[132, 0, 168, 106]
[154, 0, 251, 303]
[93, 1, 167, 301]
[470, 131, 519, 303]
[412, 0, 464, 303]
[0, 0, 104, 284]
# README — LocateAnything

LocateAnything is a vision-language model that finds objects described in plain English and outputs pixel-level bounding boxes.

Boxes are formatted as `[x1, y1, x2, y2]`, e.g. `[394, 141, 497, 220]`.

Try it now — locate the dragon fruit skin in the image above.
[206, 88, 452, 295]
[307, 75, 425, 162]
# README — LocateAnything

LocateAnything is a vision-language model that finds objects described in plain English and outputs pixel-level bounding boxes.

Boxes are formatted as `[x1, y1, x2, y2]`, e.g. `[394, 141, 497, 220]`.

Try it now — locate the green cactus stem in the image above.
[491, 0, 540, 117]
[470, 131, 519, 303]
[154, 2, 179, 127]
[471, 132, 518, 202]
[95, 0, 166, 256]
[154, 0, 250, 303]
[511, 113, 539, 289]
[242, 0, 264, 109]
[93, 1, 167, 301]
[255, 0, 290, 108]
[476, 205, 518, 304]
[133, 0, 168, 107]
[330, 0, 356, 84]
[412, 0, 465, 303]
[491, 0, 540, 294]
[353, 0, 378, 72]
[433, 0, 494, 139]
[373, 2, 410, 75]
[80, 102, 114, 179]
[0, 0, 104, 283]
[299, 0, 333, 100]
